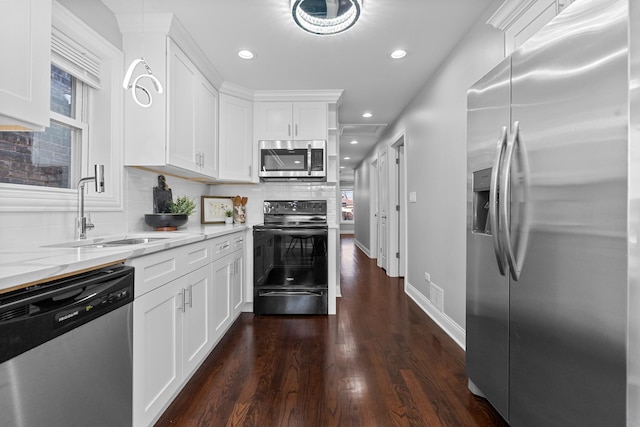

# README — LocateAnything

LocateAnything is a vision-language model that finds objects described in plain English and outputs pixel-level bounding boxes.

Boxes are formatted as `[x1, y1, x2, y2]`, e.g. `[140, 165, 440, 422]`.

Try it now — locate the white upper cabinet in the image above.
[0, 0, 51, 131]
[256, 101, 327, 141]
[167, 40, 218, 178]
[119, 15, 221, 180]
[218, 92, 254, 182]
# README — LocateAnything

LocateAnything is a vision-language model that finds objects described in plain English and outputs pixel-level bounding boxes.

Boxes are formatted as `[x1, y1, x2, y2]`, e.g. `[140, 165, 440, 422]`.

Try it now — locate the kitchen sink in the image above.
[44, 237, 171, 249]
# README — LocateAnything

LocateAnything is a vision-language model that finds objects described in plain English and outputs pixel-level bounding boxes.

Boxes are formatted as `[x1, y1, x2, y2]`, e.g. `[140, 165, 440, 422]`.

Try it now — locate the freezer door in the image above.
[465, 57, 511, 420]
[508, 0, 628, 425]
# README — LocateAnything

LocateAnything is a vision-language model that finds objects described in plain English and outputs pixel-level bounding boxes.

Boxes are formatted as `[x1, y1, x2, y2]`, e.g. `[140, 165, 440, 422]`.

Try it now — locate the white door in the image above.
[168, 42, 197, 172]
[231, 252, 244, 316]
[219, 94, 254, 181]
[378, 150, 388, 270]
[182, 266, 211, 375]
[396, 143, 406, 277]
[133, 280, 183, 427]
[292, 102, 327, 140]
[195, 78, 219, 178]
[370, 158, 378, 260]
[210, 255, 232, 342]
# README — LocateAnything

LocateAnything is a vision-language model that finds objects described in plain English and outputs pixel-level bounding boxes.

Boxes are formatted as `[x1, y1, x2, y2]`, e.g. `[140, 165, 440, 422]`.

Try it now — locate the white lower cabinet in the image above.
[211, 233, 244, 343]
[133, 265, 211, 427]
[131, 232, 245, 426]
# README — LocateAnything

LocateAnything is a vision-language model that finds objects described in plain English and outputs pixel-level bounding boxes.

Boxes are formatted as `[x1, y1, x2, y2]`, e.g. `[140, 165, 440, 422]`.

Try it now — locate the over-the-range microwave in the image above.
[258, 140, 326, 181]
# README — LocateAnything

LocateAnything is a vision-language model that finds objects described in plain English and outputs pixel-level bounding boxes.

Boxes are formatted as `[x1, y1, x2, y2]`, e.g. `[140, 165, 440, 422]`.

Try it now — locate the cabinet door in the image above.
[293, 102, 327, 140]
[182, 266, 212, 376]
[133, 279, 183, 427]
[256, 102, 293, 140]
[211, 255, 232, 343]
[168, 41, 197, 172]
[196, 78, 219, 178]
[219, 94, 254, 181]
[231, 252, 244, 317]
[0, 0, 50, 130]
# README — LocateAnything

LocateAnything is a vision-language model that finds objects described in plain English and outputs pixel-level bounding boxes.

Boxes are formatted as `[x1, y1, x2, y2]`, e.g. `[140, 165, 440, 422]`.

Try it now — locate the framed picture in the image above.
[201, 196, 233, 224]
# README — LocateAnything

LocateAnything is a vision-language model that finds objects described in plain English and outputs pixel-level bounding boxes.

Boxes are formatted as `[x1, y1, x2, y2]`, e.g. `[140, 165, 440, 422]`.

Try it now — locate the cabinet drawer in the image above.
[231, 232, 245, 251]
[129, 249, 182, 298]
[183, 240, 213, 271]
[129, 240, 213, 298]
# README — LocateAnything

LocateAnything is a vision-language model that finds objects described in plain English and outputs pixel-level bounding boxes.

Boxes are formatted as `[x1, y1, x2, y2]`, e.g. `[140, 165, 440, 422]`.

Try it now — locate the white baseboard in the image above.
[354, 238, 373, 258]
[405, 280, 466, 350]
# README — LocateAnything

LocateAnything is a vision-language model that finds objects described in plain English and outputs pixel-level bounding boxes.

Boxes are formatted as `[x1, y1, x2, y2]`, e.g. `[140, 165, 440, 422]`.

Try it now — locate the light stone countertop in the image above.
[0, 224, 248, 293]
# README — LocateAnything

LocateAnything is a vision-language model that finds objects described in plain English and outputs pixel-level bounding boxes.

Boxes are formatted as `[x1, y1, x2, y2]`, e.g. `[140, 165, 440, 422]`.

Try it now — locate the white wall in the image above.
[354, 0, 505, 345]
[57, 0, 122, 49]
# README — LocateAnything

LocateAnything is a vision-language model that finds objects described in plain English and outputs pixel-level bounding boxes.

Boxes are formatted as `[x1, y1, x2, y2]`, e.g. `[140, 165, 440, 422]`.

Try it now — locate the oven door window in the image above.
[261, 149, 307, 171]
[254, 228, 328, 288]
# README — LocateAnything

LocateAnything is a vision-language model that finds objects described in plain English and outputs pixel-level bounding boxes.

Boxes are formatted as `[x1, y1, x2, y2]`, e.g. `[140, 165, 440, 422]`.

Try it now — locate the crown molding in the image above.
[487, 0, 539, 30]
[253, 89, 344, 104]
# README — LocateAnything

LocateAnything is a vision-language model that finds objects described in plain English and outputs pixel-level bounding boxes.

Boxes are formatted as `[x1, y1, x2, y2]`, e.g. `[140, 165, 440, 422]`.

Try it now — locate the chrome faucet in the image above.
[76, 164, 105, 240]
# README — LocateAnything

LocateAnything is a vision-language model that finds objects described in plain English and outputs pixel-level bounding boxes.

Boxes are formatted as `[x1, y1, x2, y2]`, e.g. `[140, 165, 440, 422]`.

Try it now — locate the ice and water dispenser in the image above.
[472, 168, 494, 235]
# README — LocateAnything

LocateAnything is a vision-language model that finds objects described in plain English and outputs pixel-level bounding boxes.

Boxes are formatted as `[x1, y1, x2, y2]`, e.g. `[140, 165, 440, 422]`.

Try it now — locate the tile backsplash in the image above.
[208, 181, 339, 226]
[0, 168, 338, 248]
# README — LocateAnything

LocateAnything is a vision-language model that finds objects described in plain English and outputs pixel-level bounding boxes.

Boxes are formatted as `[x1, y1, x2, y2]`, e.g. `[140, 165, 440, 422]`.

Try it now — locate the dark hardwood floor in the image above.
[156, 235, 507, 426]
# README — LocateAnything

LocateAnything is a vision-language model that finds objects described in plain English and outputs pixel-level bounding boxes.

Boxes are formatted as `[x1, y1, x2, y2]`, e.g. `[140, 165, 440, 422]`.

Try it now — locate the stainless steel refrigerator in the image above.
[466, 0, 639, 425]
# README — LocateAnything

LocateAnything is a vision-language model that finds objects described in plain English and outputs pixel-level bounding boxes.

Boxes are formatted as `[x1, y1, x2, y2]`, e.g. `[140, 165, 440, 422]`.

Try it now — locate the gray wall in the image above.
[354, 0, 505, 337]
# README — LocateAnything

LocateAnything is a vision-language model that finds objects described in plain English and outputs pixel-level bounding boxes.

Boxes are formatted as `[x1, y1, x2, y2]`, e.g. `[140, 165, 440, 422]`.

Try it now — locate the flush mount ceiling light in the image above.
[238, 50, 255, 60]
[291, 0, 362, 35]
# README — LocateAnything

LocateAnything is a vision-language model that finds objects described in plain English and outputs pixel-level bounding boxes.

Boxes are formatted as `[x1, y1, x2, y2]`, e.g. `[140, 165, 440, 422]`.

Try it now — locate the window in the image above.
[341, 189, 354, 222]
[0, 64, 88, 189]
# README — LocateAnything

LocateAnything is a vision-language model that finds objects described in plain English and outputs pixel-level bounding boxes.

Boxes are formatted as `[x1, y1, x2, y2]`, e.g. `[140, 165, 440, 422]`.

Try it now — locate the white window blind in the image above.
[51, 27, 101, 89]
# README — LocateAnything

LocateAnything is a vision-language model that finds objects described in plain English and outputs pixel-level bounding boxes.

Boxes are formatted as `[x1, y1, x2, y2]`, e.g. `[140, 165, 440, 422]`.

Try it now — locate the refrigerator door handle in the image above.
[500, 121, 531, 281]
[490, 126, 508, 276]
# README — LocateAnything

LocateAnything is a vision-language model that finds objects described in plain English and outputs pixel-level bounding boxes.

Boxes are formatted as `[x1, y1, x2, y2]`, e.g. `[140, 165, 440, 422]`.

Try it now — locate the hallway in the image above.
[156, 236, 507, 426]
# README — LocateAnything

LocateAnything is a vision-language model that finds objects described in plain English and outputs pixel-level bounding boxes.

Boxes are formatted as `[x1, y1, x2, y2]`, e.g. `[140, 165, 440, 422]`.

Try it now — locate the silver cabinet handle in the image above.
[295, 124, 298, 136]
[186, 285, 193, 309]
[307, 143, 312, 176]
[490, 126, 508, 276]
[178, 289, 186, 313]
[500, 121, 530, 281]
[288, 124, 291, 136]
[200, 153, 205, 168]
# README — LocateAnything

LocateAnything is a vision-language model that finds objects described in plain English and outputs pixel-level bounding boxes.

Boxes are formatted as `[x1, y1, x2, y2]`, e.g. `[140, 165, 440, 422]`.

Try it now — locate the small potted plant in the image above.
[224, 209, 234, 224]
[170, 196, 196, 217]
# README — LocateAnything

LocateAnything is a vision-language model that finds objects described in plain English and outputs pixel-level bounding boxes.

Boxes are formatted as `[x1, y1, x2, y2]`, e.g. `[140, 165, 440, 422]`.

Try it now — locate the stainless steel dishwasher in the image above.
[0, 263, 134, 426]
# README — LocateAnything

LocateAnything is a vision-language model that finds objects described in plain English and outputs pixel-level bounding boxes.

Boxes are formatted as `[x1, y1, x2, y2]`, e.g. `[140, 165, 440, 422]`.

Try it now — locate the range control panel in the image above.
[263, 200, 327, 215]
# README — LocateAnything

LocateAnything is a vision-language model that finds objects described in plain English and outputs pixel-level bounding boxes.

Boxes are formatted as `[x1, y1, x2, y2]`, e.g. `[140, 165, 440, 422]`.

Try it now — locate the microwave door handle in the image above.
[307, 144, 312, 176]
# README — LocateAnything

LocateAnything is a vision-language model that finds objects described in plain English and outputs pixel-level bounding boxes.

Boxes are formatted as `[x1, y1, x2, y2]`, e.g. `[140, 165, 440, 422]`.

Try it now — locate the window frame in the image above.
[341, 188, 354, 224]
[0, 1, 123, 213]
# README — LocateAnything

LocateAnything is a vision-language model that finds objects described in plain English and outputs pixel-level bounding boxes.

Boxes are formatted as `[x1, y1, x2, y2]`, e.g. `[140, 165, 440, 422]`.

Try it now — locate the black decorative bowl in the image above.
[145, 213, 188, 230]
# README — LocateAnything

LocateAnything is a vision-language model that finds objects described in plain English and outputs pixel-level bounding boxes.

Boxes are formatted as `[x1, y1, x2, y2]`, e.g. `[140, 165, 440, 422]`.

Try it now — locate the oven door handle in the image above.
[254, 228, 327, 236]
[259, 290, 325, 297]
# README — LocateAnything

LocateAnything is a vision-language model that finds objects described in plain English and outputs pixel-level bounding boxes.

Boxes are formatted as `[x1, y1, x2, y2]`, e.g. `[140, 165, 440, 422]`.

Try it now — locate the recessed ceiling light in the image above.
[344, 156, 351, 160]
[238, 50, 254, 60]
[362, 112, 373, 118]
[340, 166, 345, 169]
[350, 140, 359, 145]
[390, 49, 407, 59]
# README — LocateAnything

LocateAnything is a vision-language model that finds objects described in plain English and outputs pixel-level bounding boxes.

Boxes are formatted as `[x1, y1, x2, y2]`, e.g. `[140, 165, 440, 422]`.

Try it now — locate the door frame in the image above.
[388, 130, 406, 278]
[370, 156, 379, 260]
